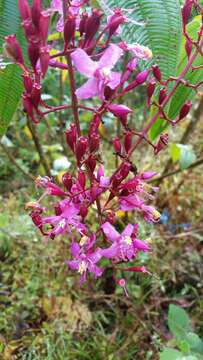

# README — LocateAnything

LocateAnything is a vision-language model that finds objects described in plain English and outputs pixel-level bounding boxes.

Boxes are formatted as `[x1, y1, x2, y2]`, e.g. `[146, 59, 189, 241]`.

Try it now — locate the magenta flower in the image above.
[119, 41, 152, 60]
[41, 200, 86, 237]
[67, 241, 103, 282]
[51, 0, 87, 31]
[101, 222, 149, 261]
[71, 44, 123, 99]
[119, 194, 161, 223]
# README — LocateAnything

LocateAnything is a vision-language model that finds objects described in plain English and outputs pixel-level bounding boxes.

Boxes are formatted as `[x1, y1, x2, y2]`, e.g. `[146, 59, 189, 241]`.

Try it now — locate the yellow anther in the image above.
[123, 236, 132, 245]
[78, 261, 87, 274]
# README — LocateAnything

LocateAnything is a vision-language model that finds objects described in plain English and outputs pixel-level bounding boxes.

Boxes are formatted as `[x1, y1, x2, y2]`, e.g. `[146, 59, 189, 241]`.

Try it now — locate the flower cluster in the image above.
[5, 0, 203, 293]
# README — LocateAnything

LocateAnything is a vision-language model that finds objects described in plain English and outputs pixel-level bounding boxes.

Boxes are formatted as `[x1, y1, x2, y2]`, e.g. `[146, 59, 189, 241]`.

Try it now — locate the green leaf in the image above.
[149, 15, 203, 140]
[187, 333, 203, 355]
[160, 348, 183, 360]
[100, 0, 182, 80]
[170, 143, 181, 163]
[0, 0, 27, 137]
[168, 305, 192, 341]
[178, 144, 196, 170]
[168, 16, 203, 119]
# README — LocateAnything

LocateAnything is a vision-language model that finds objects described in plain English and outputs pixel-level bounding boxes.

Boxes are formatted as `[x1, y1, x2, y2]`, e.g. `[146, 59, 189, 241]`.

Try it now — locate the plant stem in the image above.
[27, 119, 52, 177]
[66, 53, 81, 136]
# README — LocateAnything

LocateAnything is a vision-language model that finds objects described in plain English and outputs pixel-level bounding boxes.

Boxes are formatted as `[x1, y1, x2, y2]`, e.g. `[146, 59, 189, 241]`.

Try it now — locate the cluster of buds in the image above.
[5, 0, 203, 293]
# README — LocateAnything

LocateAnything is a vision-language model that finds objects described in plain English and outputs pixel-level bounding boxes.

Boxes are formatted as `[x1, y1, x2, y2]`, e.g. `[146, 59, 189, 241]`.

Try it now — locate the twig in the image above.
[151, 156, 203, 183]
[0, 143, 35, 181]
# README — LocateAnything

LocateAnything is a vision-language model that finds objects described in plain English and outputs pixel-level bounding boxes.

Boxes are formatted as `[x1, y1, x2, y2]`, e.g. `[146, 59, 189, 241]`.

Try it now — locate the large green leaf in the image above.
[168, 304, 192, 341]
[100, 0, 182, 81]
[0, 0, 27, 137]
[149, 15, 203, 140]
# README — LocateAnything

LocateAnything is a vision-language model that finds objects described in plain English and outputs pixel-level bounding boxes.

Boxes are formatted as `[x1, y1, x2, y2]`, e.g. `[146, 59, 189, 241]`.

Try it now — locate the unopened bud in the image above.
[146, 78, 156, 107]
[18, 0, 31, 21]
[86, 155, 96, 173]
[40, 46, 50, 77]
[154, 133, 168, 155]
[89, 133, 100, 152]
[64, 15, 76, 46]
[124, 131, 133, 153]
[185, 37, 193, 58]
[28, 40, 40, 69]
[178, 100, 192, 121]
[108, 104, 132, 128]
[62, 172, 73, 191]
[78, 170, 86, 189]
[152, 64, 162, 82]
[182, 0, 193, 28]
[22, 74, 33, 93]
[39, 10, 50, 45]
[89, 115, 101, 136]
[76, 136, 89, 164]
[31, 0, 42, 29]
[135, 69, 149, 84]
[31, 83, 41, 107]
[65, 123, 77, 152]
[158, 87, 167, 105]
[79, 11, 88, 36]
[80, 204, 88, 218]
[4, 35, 24, 65]
[84, 9, 102, 44]
[112, 137, 122, 154]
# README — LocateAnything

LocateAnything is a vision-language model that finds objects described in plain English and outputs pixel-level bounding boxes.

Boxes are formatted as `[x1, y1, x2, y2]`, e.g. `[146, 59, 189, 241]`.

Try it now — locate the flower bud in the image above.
[135, 69, 149, 84]
[4, 35, 24, 65]
[185, 37, 193, 58]
[124, 131, 133, 153]
[158, 87, 167, 105]
[86, 155, 96, 173]
[112, 137, 122, 154]
[22, 19, 36, 40]
[40, 46, 50, 77]
[154, 133, 168, 155]
[31, 0, 42, 29]
[39, 10, 50, 45]
[152, 64, 162, 82]
[108, 104, 132, 128]
[31, 83, 41, 107]
[84, 9, 102, 44]
[76, 136, 89, 164]
[104, 86, 114, 100]
[89, 115, 101, 136]
[182, 0, 193, 28]
[119, 161, 131, 179]
[27, 40, 40, 69]
[178, 100, 192, 121]
[79, 11, 88, 36]
[107, 10, 125, 40]
[18, 0, 31, 21]
[22, 93, 34, 120]
[65, 123, 77, 151]
[78, 170, 86, 189]
[62, 172, 73, 191]
[54, 203, 62, 215]
[22, 74, 33, 93]
[64, 15, 76, 47]
[89, 133, 100, 153]
[146, 78, 156, 107]
[80, 204, 88, 218]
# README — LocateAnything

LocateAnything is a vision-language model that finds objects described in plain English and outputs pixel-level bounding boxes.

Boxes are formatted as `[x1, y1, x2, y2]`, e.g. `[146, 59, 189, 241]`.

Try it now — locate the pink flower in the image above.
[119, 41, 152, 60]
[101, 222, 149, 261]
[67, 241, 103, 282]
[51, 0, 87, 31]
[41, 200, 86, 237]
[71, 44, 123, 99]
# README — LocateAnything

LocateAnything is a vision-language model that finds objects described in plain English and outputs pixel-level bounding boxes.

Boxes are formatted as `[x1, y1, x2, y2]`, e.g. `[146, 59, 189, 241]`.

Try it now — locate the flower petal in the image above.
[98, 44, 123, 69]
[108, 71, 121, 89]
[76, 78, 98, 99]
[71, 48, 97, 77]
[101, 222, 119, 242]
[101, 243, 118, 258]
[121, 224, 134, 237]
